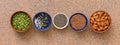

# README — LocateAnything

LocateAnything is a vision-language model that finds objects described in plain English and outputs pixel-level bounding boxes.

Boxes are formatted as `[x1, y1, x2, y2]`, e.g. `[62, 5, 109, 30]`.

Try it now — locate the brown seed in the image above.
[70, 13, 86, 30]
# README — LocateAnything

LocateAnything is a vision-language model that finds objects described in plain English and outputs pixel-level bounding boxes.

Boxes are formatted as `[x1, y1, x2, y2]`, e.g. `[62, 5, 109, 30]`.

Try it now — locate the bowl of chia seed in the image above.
[53, 13, 69, 29]
[69, 13, 88, 32]
[11, 11, 31, 32]
[33, 12, 52, 31]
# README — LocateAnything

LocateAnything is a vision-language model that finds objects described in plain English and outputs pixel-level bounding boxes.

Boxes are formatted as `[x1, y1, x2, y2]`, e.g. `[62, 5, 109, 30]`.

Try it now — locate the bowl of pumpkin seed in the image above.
[11, 11, 31, 32]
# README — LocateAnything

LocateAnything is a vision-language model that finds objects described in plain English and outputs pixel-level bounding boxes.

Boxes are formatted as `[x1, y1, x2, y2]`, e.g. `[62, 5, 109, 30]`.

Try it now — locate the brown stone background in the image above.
[0, 0, 120, 45]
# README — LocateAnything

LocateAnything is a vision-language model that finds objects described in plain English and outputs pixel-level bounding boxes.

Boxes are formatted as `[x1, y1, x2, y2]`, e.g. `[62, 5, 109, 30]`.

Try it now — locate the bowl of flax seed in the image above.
[69, 13, 88, 32]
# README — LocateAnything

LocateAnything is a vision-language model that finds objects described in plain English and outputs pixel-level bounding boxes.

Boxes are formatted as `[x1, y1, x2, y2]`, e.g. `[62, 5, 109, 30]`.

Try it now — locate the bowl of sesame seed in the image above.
[33, 12, 52, 31]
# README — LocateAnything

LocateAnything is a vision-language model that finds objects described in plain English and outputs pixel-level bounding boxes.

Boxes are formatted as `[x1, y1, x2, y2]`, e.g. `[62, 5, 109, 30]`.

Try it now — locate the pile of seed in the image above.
[70, 13, 86, 30]
[35, 13, 50, 28]
[12, 12, 30, 30]
[54, 14, 67, 28]
[90, 11, 111, 32]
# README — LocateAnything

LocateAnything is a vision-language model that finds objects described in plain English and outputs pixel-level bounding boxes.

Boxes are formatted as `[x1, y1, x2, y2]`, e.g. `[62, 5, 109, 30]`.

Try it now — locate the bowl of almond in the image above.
[90, 10, 111, 33]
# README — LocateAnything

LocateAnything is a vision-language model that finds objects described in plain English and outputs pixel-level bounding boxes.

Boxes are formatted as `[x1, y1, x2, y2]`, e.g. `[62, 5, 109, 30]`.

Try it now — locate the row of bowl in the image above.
[10, 10, 111, 33]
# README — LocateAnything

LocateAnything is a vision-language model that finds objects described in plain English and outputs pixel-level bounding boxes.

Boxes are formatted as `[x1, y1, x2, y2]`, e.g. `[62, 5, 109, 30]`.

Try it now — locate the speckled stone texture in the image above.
[0, 0, 120, 45]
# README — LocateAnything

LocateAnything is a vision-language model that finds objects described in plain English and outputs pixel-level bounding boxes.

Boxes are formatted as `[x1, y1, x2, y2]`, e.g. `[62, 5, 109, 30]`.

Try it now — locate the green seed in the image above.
[12, 12, 30, 30]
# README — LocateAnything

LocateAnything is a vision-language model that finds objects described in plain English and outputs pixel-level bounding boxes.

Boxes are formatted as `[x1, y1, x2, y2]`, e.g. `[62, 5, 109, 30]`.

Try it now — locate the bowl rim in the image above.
[89, 10, 111, 33]
[53, 13, 69, 29]
[69, 13, 88, 32]
[33, 12, 52, 31]
[10, 11, 32, 32]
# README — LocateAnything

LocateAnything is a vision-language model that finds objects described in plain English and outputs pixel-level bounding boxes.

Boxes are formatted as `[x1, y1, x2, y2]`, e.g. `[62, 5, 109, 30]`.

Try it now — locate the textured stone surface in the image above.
[0, 0, 120, 45]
